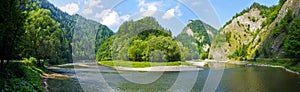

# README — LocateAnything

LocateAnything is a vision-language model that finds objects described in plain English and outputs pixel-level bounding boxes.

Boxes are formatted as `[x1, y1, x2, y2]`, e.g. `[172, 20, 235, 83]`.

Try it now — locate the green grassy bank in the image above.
[0, 59, 46, 92]
[248, 58, 300, 73]
[98, 61, 192, 68]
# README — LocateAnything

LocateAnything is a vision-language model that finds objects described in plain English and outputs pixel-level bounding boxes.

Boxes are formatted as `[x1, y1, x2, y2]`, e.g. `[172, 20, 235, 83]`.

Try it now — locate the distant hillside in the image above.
[25, 0, 114, 62]
[209, 0, 300, 60]
[176, 20, 218, 60]
[96, 17, 187, 62]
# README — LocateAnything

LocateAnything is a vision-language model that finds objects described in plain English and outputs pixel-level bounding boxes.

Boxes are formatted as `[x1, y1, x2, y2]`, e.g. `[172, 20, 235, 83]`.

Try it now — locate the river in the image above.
[46, 63, 300, 92]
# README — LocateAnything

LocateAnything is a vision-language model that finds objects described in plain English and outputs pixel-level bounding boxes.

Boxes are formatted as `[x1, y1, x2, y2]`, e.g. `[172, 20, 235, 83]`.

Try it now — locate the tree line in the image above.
[0, 0, 114, 70]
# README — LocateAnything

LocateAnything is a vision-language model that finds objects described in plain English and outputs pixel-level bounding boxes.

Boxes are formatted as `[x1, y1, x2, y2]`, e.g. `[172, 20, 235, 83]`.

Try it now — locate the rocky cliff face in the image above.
[176, 20, 218, 60]
[209, 0, 300, 60]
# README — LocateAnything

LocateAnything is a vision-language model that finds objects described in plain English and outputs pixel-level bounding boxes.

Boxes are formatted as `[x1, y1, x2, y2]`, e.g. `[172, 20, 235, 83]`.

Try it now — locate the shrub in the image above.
[23, 57, 37, 66]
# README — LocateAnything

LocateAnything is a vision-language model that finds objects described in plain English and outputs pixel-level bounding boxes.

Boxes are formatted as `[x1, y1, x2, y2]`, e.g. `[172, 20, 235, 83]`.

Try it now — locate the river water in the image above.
[46, 63, 300, 92]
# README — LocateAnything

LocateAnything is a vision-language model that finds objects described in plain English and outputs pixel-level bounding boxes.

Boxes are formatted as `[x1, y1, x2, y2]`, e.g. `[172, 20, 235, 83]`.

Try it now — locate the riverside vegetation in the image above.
[1, 0, 300, 91]
[0, 0, 113, 91]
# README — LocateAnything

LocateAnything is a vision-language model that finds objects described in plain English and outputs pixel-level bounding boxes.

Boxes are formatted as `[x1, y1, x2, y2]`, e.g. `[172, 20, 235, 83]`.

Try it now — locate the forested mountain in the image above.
[72, 15, 114, 60]
[96, 17, 187, 62]
[209, 0, 300, 61]
[176, 20, 218, 60]
[0, 0, 113, 66]
[22, 0, 114, 63]
[0, 0, 114, 91]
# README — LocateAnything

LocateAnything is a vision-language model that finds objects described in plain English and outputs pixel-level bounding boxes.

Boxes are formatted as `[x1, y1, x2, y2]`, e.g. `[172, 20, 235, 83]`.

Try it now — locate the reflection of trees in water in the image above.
[117, 72, 179, 92]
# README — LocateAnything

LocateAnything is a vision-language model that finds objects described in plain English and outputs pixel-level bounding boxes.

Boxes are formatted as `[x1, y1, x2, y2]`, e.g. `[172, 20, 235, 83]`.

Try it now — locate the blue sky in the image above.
[48, 0, 278, 36]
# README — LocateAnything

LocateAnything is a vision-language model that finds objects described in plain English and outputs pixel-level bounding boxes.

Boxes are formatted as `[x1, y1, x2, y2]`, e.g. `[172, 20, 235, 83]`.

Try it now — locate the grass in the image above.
[248, 58, 300, 73]
[0, 62, 45, 92]
[98, 61, 193, 68]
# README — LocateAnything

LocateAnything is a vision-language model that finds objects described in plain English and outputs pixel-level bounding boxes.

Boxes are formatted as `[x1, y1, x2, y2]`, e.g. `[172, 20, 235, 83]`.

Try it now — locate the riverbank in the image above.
[98, 61, 206, 72]
[113, 65, 202, 72]
[0, 62, 45, 92]
[0, 61, 75, 92]
[98, 61, 193, 68]
[228, 59, 300, 75]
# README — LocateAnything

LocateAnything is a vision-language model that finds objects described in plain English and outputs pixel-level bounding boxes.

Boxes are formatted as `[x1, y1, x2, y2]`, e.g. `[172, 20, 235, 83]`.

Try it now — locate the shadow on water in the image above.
[46, 78, 84, 92]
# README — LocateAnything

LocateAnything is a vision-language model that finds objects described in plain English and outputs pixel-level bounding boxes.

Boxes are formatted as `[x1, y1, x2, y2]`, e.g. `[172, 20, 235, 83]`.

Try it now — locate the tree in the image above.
[23, 8, 61, 67]
[149, 50, 166, 62]
[0, 0, 26, 70]
[200, 51, 209, 60]
[284, 18, 300, 59]
[148, 36, 181, 62]
[128, 40, 149, 61]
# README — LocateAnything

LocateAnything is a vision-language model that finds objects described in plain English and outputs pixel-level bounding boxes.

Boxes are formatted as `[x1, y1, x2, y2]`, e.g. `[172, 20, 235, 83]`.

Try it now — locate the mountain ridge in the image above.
[209, 0, 300, 60]
[176, 20, 218, 60]
[26, 0, 114, 62]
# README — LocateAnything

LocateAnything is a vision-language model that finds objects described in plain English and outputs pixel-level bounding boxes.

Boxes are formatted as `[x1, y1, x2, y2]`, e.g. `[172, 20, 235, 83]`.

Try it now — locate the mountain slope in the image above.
[209, 0, 300, 60]
[96, 17, 185, 62]
[26, 0, 114, 62]
[176, 20, 218, 60]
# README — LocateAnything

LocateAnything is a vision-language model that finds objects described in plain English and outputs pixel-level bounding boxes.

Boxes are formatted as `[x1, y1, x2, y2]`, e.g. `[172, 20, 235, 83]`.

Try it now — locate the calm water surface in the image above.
[47, 63, 300, 92]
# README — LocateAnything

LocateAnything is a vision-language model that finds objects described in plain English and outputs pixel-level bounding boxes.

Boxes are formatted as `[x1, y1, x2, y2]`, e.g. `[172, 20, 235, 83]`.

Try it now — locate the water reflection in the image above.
[47, 63, 300, 92]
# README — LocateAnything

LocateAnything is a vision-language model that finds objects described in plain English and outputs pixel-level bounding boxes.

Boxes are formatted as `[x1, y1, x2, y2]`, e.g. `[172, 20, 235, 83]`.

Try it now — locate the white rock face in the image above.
[185, 27, 194, 36]
[203, 44, 210, 52]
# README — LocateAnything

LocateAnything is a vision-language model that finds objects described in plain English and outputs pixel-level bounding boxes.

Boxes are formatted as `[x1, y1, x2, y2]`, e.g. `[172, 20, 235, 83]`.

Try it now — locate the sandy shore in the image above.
[186, 61, 207, 67]
[113, 65, 203, 72]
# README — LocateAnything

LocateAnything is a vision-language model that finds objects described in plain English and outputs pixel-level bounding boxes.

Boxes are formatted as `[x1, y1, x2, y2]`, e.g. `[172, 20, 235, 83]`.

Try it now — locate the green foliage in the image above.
[0, 62, 45, 92]
[225, 32, 231, 43]
[22, 8, 61, 66]
[261, 0, 287, 27]
[176, 20, 216, 60]
[22, 0, 75, 63]
[128, 40, 149, 61]
[98, 17, 178, 61]
[200, 51, 209, 60]
[96, 36, 114, 61]
[149, 50, 167, 62]
[284, 17, 300, 59]
[271, 10, 293, 37]
[98, 61, 192, 68]
[176, 33, 199, 60]
[211, 33, 226, 48]
[97, 17, 184, 62]
[0, 0, 114, 91]
[108, 17, 166, 61]
[249, 58, 300, 73]
[147, 36, 181, 62]
[23, 57, 38, 66]
[178, 43, 189, 61]
[95, 25, 114, 52]
[22, 0, 114, 63]
[227, 44, 249, 60]
[127, 29, 181, 62]
[0, 0, 26, 60]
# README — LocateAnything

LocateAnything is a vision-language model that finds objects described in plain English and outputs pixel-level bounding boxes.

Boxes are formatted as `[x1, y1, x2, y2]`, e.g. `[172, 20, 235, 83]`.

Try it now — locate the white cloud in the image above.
[87, 0, 101, 8]
[162, 9, 175, 19]
[82, 0, 103, 15]
[82, 8, 93, 15]
[95, 9, 130, 27]
[138, 0, 160, 16]
[162, 5, 182, 20]
[95, 9, 111, 18]
[59, 3, 79, 15]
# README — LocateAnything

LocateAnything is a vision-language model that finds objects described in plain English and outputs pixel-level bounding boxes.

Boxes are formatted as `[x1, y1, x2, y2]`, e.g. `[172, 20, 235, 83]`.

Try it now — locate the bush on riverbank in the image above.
[98, 61, 192, 68]
[0, 59, 45, 92]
